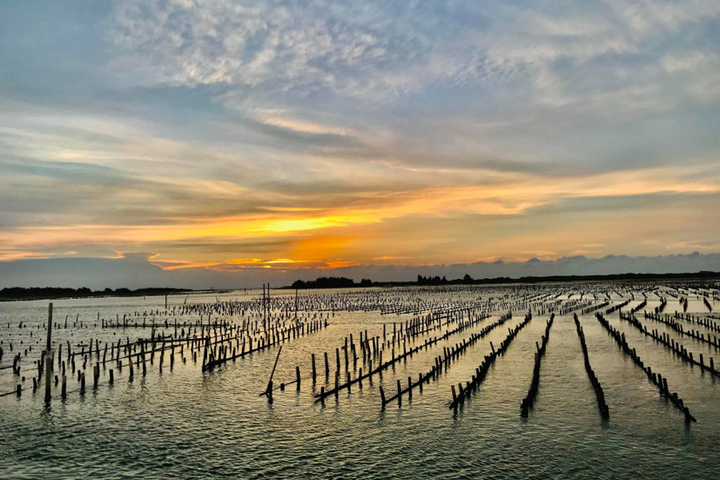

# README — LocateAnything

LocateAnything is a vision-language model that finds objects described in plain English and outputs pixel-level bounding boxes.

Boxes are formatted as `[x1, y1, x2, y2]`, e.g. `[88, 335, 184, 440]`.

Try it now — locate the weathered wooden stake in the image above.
[265, 346, 283, 397]
[311, 353, 317, 383]
[325, 351, 330, 379]
[45, 303, 53, 404]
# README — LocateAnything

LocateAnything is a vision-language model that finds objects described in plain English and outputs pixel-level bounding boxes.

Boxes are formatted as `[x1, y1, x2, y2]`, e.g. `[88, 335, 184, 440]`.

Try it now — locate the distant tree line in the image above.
[291, 277, 373, 289]
[288, 271, 720, 289]
[0, 287, 192, 302]
[417, 274, 477, 285]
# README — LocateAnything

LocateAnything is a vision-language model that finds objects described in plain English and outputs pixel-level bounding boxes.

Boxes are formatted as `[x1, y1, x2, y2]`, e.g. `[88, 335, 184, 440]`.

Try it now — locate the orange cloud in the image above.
[153, 260, 222, 270]
[291, 236, 355, 262]
[318, 260, 361, 269]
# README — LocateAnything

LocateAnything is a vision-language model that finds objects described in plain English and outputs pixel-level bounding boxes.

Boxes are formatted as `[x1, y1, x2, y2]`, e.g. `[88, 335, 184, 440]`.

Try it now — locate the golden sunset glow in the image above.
[1, 164, 718, 269]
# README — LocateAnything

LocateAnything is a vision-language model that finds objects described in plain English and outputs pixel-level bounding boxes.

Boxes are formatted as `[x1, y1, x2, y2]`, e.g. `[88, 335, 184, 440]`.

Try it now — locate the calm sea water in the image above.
[1, 289, 719, 479]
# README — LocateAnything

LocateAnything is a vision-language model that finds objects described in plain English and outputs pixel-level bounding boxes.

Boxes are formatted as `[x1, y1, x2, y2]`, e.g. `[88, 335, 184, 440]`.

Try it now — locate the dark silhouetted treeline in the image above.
[417, 275, 449, 285]
[290, 277, 373, 289]
[287, 271, 720, 289]
[0, 287, 192, 302]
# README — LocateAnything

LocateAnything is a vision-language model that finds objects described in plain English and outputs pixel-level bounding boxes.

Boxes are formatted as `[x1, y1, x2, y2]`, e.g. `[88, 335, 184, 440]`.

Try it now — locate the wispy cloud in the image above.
[0, 0, 718, 282]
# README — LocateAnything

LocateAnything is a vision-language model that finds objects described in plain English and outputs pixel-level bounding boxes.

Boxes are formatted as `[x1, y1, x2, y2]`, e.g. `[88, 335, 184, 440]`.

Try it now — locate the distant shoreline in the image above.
[282, 270, 720, 289]
[2, 270, 717, 301]
[0, 287, 230, 303]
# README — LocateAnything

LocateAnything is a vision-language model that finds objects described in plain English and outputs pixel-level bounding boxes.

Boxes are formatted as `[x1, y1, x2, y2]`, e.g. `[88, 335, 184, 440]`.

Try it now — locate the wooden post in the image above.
[324, 351, 330, 379]
[310, 353, 316, 385]
[296, 366, 301, 392]
[45, 303, 53, 404]
[265, 346, 282, 396]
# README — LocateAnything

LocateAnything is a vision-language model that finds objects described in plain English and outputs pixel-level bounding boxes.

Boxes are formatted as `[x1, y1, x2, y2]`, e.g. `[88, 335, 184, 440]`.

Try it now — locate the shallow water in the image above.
[1, 288, 719, 479]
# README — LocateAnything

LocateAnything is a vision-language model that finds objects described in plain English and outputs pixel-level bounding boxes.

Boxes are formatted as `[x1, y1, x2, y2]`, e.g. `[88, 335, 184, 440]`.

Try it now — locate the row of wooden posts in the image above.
[202, 317, 328, 371]
[580, 301, 610, 316]
[672, 311, 720, 334]
[520, 314, 555, 417]
[642, 311, 720, 351]
[629, 299, 648, 315]
[595, 313, 696, 424]
[314, 311, 497, 405]
[449, 312, 534, 409]
[379, 311, 515, 408]
[263, 305, 498, 403]
[574, 314, 610, 419]
[604, 299, 630, 315]
[619, 312, 719, 377]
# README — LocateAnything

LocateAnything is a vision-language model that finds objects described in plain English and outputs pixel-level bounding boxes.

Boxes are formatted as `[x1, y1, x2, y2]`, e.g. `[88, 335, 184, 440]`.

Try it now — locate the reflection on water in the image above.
[1, 288, 719, 478]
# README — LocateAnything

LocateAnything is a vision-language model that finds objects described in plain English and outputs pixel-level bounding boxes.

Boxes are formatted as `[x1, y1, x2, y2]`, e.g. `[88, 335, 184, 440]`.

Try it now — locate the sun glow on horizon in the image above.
[1, 162, 719, 268]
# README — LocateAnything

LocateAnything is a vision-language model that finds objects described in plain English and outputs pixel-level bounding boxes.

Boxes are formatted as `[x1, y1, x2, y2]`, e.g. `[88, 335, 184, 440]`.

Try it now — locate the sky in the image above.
[1, 0, 720, 288]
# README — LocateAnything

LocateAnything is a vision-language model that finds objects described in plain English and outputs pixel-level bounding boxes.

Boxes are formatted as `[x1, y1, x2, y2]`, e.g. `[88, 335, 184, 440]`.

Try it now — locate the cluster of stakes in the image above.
[2, 281, 719, 428]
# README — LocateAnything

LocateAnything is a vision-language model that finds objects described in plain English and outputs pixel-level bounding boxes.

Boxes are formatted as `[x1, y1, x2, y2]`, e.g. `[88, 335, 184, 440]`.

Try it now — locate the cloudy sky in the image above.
[1, 0, 719, 287]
